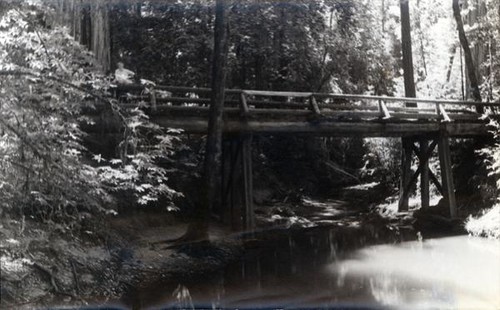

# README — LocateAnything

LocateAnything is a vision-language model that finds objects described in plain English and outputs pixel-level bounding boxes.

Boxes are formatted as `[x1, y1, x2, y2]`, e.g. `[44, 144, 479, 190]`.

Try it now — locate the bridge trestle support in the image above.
[221, 134, 254, 231]
[399, 129, 457, 218]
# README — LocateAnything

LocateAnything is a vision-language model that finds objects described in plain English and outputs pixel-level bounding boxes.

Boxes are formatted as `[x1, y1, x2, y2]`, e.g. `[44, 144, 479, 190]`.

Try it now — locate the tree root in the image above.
[31, 262, 84, 302]
[69, 259, 81, 295]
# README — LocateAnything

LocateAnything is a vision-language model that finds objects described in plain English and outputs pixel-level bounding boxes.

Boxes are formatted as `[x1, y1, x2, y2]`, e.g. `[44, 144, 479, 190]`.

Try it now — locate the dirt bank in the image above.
[0, 213, 243, 309]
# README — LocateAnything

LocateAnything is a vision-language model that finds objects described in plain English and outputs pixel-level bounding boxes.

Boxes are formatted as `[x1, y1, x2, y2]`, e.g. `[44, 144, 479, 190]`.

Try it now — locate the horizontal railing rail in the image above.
[113, 84, 500, 107]
[108, 84, 499, 124]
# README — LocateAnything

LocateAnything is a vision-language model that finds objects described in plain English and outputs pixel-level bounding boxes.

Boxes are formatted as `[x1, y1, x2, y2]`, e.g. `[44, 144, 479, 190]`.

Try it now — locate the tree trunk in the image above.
[415, 0, 427, 79]
[91, 1, 111, 72]
[399, 0, 427, 212]
[453, 0, 483, 113]
[180, 0, 228, 242]
[399, 0, 417, 102]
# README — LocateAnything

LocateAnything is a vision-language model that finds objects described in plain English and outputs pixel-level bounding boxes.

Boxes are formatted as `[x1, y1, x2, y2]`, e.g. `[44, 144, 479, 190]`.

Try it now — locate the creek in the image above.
[124, 198, 500, 309]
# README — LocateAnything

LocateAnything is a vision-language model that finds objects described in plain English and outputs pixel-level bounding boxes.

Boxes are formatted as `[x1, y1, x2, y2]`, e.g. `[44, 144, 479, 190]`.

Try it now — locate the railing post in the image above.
[399, 138, 413, 212]
[420, 138, 430, 209]
[438, 128, 457, 218]
[240, 92, 249, 116]
[436, 103, 451, 122]
[378, 100, 391, 119]
[150, 88, 157, 112]
[309, 95, 321, 115]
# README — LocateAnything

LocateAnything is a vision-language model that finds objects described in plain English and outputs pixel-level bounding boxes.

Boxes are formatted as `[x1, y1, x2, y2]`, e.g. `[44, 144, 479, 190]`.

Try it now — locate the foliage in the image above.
[105, 0, 399, 198]
[360, 138, 401, 188]
[465, 204, 500, 239]
[0, 2, 180, 224]
[108, 0, 395, 94]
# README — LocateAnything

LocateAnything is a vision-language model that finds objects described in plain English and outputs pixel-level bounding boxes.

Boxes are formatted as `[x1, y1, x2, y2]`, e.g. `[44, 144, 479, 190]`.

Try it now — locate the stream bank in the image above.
[0, 182, 487, 309]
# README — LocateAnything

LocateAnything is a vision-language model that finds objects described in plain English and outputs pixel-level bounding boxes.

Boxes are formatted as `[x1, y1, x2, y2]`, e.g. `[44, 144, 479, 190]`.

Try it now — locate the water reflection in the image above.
[134, 232, 499, 309]
[331, 236, 500, 309]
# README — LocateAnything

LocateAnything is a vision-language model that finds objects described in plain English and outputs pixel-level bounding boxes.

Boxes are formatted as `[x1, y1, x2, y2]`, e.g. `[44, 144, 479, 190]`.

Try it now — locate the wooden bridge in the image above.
[88, 84, 498, 230]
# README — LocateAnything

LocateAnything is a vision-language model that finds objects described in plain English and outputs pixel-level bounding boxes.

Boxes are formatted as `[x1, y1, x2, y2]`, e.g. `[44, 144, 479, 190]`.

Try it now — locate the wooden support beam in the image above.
[243, 90, 313, 97]
[399, 138, 413, 211]
[403, 163, 422, 200]
[240, 92, 249, 116]
[309, 96, 321, 115]
[221, 138, 244, 230]
[378, 100, 391, 119]
[411, 139, 438, 160]
[242, 135, 254, 230]
[113, 84, 499, 108]
[437, 103, 451, 122]
[137, 117, 490, 137]
[220, 135, 254, 231]
[400, 137, 437, 210]
[429, 169, 444, 196]
[438, 129, 457, 218]
[150, 89, 157, 112]
[419, 139, 430, 209]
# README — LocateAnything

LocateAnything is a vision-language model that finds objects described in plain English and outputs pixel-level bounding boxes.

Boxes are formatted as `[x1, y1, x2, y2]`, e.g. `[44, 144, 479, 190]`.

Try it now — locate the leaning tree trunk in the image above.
[453, 0, 483, 113]
[180, 0, 229, 242]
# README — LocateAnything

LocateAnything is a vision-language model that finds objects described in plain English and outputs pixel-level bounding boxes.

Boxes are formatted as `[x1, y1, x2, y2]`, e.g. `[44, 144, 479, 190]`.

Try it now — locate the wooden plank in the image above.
[244, 90, 313, 97]
[315, 93, 498, 107]
[114, 83, 500, 108]
[438, 129, 457, 218]
[144, 117, 490, 137]
[246, 100, 310, 109]
[116, 105, 481, 124]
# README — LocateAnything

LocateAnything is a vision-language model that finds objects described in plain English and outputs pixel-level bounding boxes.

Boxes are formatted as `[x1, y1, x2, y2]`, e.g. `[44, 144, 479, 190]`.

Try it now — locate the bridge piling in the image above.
[419, 138, 430, 209]
[399, 138, 413, 211]
[438, 129, 457, 218]
[398, 132, 457, 218]
[221, 134, 254, 231]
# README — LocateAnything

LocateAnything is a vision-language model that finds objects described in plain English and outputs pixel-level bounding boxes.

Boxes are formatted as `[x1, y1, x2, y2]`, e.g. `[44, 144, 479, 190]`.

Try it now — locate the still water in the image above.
[137, 231, 500, 309]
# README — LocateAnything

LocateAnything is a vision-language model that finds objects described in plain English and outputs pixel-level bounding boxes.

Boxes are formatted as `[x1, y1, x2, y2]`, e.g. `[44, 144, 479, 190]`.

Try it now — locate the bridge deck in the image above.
[95, 84, 498, 137]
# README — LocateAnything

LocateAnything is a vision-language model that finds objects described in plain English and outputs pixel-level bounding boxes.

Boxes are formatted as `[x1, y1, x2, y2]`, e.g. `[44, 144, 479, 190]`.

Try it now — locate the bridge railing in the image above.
[111, 84, 499, 122]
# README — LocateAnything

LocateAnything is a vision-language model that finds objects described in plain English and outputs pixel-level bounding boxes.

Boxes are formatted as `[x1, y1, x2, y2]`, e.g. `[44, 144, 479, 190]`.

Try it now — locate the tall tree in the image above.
[398, 0, 430, 211]
[399, 0, 417, 101]
[453, 0, 483, 113]
[52, 0, 111, 72]
[181, 0, 229, 241]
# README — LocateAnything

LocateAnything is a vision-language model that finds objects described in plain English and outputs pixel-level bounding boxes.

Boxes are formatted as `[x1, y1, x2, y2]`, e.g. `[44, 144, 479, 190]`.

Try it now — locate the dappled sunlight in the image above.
[376, 193, 442, 216]
[466, 204, 500, 239]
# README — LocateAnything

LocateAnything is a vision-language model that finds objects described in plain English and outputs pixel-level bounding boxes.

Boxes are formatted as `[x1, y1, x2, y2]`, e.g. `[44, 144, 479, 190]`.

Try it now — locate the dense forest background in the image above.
[49, 0, 500, 206]
[0, 0, 498, 245]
